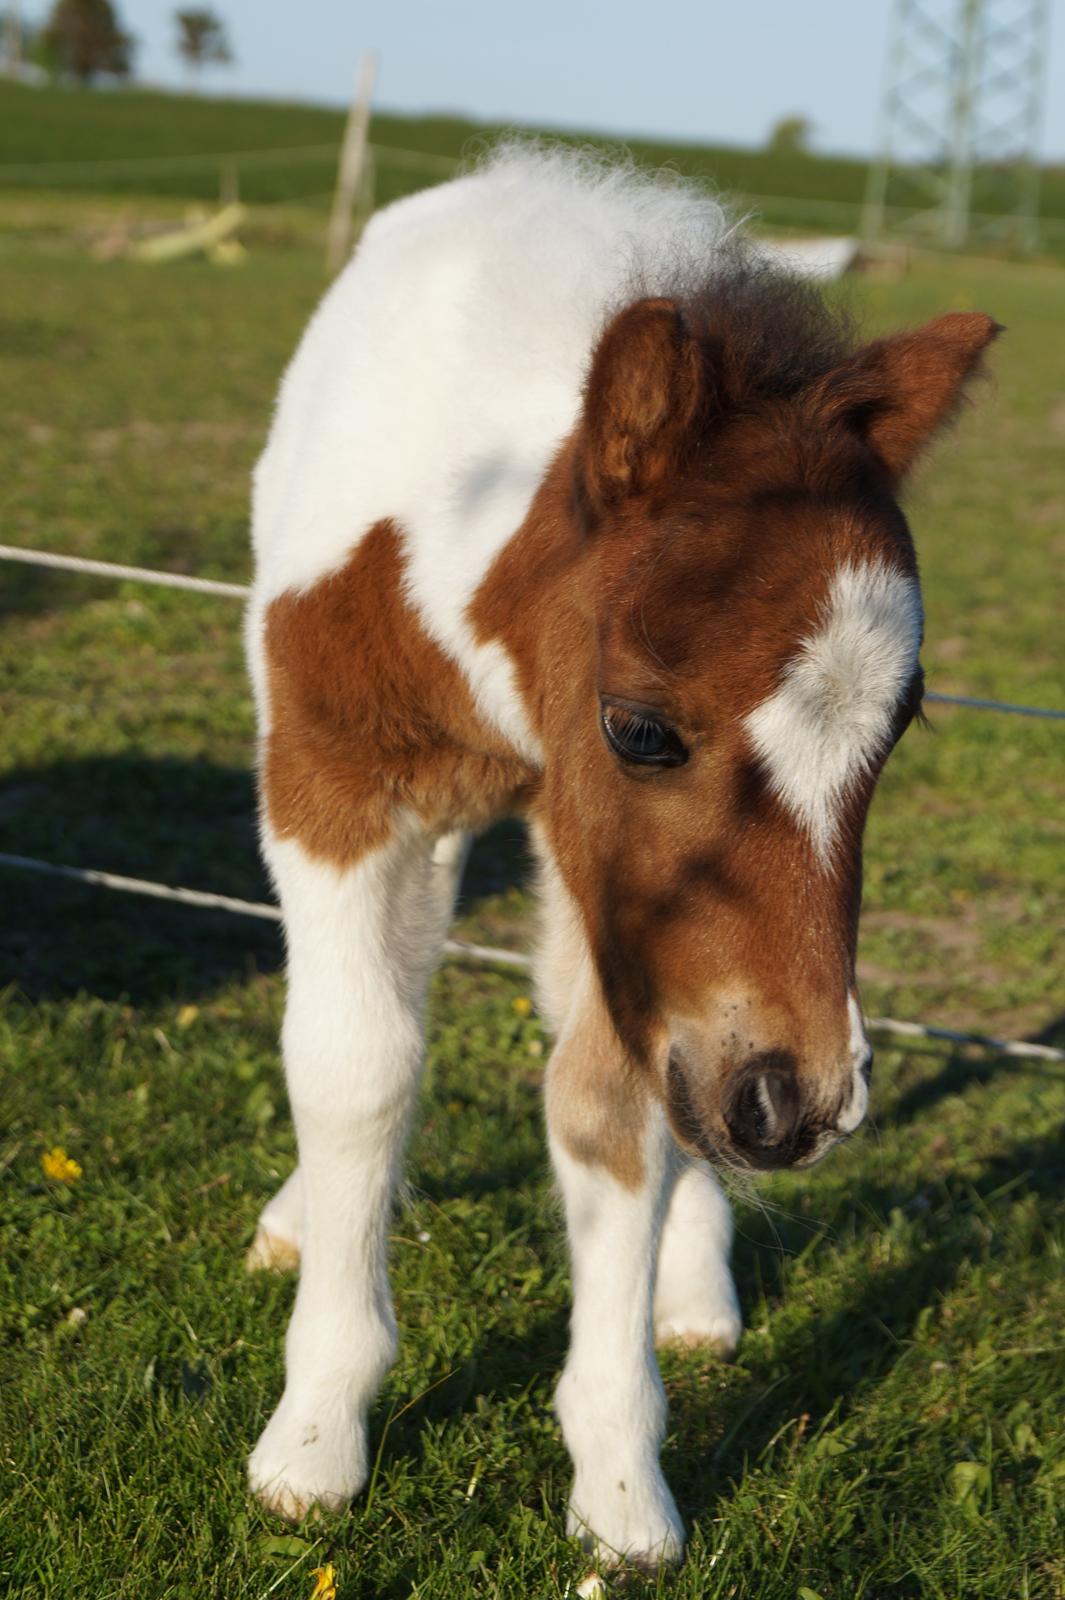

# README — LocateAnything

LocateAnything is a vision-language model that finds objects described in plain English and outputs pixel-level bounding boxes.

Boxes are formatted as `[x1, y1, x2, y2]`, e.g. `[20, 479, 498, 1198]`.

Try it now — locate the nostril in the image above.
[760, 1067, 796, 1132]
[725, 1052, 800, 1156]
[731, 1075, 771, 1145]
[859, 1047, 874, 1086]
[757, 1067, 800, 1146]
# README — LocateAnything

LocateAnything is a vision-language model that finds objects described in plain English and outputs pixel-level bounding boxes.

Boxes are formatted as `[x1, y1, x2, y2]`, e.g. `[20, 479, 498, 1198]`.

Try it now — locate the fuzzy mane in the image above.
[677, 259, 855, 409]
[471, 139, 856, 405]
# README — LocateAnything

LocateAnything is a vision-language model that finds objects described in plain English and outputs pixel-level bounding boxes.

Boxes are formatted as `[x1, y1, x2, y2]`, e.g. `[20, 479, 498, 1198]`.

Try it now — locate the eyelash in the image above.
[600, 700, 689, 768]
[891, 668, 928, 744]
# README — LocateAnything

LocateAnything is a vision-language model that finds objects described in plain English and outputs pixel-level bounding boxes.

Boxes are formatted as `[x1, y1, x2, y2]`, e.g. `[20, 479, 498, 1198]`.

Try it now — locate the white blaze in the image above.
[743, 560, 922, 862]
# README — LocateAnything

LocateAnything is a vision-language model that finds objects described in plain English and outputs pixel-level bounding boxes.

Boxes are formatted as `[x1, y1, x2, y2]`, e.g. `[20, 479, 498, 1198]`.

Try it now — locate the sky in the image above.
[115, 1, 1065, 161]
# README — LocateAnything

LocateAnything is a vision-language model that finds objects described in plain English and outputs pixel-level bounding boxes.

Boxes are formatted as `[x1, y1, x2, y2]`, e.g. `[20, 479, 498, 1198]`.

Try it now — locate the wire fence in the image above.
[4, 542, 1062, 721]
[0, 540, 1062, 1063]
[0, 140, 462, 184]
[4, 139, 1065, 246]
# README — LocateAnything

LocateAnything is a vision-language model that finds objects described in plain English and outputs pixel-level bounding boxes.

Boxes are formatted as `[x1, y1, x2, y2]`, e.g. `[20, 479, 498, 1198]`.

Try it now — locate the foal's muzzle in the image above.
[668, 1045, 871, 1173]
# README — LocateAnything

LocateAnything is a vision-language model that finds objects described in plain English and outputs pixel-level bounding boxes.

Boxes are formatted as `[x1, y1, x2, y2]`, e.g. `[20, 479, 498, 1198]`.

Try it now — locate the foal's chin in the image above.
[669, 1121, 848, 1177]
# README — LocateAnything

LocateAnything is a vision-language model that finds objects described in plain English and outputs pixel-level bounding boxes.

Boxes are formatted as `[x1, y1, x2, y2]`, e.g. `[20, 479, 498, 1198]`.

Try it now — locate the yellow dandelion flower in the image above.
[176, 1004, 200, 1029]
[309, 1565, 338, 1600]
[512, 996, 533, 1017]
[42, 1147, 82, 1184]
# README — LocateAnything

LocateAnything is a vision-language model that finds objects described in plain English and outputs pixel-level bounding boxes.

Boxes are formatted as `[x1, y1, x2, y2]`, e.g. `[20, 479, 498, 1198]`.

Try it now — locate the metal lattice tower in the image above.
[863, 0, 1051, 252]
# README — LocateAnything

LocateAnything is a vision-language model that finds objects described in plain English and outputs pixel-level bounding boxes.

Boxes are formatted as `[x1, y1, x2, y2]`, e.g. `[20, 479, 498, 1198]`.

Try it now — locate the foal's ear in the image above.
[815, 311, 1002, 483]
[578, 297, 703, 513]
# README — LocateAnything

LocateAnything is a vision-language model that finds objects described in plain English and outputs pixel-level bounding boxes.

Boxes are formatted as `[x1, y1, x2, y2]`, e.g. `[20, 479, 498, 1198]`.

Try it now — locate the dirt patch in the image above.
[21, 417, 255, 454]
[858, 897, 1026, 992]
[864, 906, 979, 955]
[929, 635, 969, 663]
[86, 420, 255, 456]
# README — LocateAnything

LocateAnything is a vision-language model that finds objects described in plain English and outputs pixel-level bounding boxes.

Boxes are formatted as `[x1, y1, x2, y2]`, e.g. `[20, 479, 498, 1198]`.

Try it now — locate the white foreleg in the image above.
[245, 829, 470, 1278]
[534, 827, 685, 1566]
[248, 819, 463, 1520]
[550, 1105, 685, 1569]
[654, 1157, 742, 1356]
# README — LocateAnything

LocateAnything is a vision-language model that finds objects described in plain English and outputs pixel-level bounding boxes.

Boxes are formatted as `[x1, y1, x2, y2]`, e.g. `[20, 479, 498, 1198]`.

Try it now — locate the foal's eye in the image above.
[600, 699, 688, 768]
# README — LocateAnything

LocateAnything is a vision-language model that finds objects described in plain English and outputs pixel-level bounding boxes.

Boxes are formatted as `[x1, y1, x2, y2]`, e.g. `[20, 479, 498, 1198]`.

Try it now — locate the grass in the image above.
[2, 77, 1064, 240]
[1, 198, 1063, 1597]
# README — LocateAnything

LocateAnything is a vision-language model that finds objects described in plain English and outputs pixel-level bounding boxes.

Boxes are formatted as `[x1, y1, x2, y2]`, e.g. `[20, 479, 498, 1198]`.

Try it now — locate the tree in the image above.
[41, 0, 134, 83]
[174, 8, 233, 76]
[767, 115, 814, 156]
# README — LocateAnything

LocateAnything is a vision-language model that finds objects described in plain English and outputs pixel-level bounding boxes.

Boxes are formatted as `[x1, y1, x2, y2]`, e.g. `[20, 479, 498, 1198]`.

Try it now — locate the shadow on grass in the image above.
[0, 753, 530, 1003]
[0, 561, 97, 621]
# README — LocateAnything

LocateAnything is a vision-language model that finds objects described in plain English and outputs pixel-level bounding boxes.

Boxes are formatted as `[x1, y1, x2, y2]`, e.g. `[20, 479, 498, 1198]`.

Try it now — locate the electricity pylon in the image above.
[2, 7, 23, 77]
[863, 0, 1051, 253]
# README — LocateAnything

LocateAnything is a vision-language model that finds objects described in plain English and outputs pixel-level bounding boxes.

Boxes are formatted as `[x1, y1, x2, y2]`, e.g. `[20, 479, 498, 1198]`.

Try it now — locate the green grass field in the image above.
[1, 171, 1064, 1599]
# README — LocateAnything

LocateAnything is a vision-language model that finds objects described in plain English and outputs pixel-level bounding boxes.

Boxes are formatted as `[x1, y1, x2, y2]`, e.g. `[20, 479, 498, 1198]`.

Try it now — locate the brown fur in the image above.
[262, 519, 538, 863]
[472, 296, 999, 1163]
[260, 276, 998, 1175]
[580, 297, 703, 511]
[474, 430, 874, 1081]
[809, 311, 1003, 481]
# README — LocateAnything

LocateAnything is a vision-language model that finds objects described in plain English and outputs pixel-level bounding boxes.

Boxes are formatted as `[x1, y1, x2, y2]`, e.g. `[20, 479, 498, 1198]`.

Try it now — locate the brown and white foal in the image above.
[243, 147, 998, 1568]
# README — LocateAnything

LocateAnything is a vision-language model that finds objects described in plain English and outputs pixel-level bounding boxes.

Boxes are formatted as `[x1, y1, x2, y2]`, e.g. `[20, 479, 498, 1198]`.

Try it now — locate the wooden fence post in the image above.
[219, 159, 239, 208]
[326, 51, 378, 277]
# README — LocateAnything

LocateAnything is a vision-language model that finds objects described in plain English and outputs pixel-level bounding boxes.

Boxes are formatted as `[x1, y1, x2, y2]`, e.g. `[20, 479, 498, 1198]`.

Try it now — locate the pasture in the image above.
[1, 191, 1063, 1599]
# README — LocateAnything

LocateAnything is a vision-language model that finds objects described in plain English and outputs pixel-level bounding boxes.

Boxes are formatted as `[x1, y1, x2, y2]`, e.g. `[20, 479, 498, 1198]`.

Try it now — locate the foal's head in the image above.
[542, 271, 999, 1172]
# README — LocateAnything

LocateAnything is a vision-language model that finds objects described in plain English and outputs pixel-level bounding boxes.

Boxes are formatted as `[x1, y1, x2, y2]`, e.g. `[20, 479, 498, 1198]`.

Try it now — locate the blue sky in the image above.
[117, 0, 1065, 160]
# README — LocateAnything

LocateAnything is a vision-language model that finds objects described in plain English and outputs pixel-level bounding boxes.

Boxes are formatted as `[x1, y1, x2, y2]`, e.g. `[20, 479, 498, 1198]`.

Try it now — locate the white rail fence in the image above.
[1, 542, 1062, 1065]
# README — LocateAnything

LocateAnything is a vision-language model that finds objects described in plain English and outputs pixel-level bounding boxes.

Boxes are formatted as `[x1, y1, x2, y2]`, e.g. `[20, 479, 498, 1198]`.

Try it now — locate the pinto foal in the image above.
[244, 149, 998, 1568]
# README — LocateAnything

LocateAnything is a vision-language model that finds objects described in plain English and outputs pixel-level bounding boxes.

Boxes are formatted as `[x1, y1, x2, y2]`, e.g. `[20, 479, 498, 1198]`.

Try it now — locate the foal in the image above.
[244, 147, 998, 1568]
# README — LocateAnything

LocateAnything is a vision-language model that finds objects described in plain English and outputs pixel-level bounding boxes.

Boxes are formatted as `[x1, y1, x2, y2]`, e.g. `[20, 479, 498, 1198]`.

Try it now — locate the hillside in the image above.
[2, 78, 1063, 238]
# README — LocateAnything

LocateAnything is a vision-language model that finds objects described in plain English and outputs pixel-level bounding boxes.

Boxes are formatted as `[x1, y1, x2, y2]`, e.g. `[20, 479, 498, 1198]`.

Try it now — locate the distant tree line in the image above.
[175, 8, 233, 77]
[20, 1, 233, 85]
[766, 115, 815, 156]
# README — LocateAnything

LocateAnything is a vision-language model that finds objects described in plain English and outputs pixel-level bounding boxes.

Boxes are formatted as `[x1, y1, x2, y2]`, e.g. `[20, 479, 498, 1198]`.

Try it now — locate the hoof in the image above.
[567, 1480, 685, 1573]
[252, 1477, 336, 1523]
[245, 1227, 301, 1275]
[248, 1399, 365, 1523]
[654, 1299, 742, 1360]
[655, 1322, 739, 1361]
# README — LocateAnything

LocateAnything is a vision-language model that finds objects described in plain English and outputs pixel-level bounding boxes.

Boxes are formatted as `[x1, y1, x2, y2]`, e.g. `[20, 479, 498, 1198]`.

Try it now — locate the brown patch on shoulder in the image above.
[262, 520, 538, 865]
